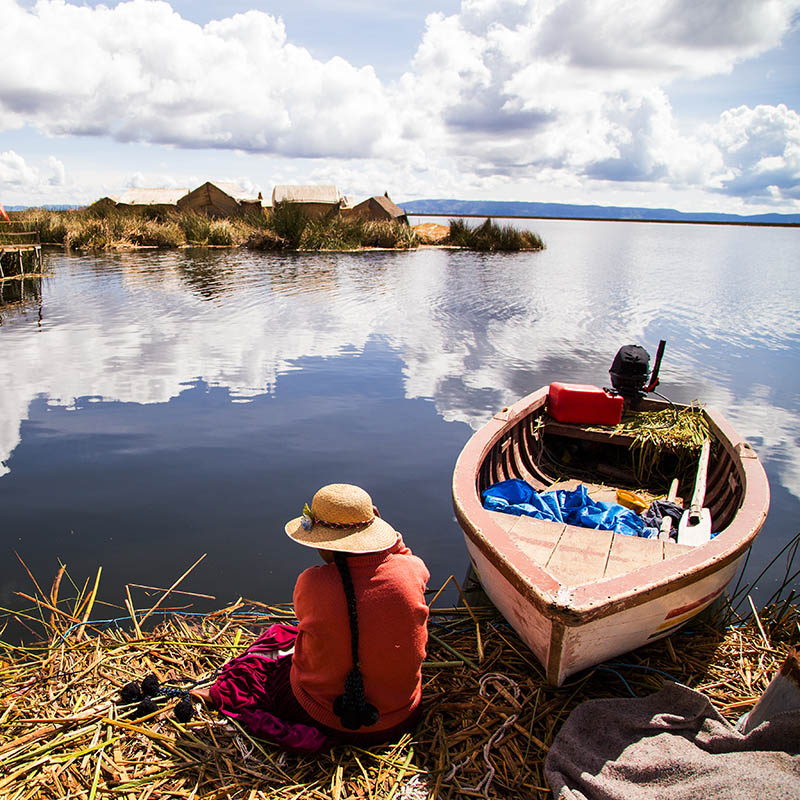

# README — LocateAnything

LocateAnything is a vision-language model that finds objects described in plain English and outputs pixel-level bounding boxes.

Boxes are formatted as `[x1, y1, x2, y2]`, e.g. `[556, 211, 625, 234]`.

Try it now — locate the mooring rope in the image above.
[444, 672, 521, 797]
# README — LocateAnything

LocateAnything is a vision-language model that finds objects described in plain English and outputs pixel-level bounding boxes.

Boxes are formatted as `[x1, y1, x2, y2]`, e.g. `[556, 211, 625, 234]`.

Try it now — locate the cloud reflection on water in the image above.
[1, 221, 799, 513]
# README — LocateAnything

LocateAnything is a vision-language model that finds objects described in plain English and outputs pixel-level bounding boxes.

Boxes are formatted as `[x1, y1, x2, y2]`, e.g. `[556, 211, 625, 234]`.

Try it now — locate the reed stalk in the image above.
[1, 551, 796, 799]
[8, 208, 545, 254]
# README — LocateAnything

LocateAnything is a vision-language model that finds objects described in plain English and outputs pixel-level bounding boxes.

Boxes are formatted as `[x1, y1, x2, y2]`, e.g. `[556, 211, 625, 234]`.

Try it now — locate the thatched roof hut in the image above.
[352, 194, 408, 224]
[271, 185, 341, 219]
[177, 182, 266, 218]
[88, 196, 121, 212]
[115, 188, 189, 211]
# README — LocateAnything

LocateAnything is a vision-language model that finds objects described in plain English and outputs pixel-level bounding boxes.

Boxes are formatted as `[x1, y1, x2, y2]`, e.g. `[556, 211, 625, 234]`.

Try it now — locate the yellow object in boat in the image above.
[616, 489, 648, 514]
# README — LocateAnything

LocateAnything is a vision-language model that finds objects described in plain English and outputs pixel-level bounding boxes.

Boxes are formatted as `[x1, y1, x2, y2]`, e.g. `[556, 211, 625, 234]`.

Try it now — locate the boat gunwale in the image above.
[452, 387, 771, 626]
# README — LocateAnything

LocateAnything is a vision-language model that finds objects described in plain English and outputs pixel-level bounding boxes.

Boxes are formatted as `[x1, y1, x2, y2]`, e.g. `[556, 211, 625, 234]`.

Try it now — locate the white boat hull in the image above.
[452, 386, 770, 685]
[466, 535, 744, 685]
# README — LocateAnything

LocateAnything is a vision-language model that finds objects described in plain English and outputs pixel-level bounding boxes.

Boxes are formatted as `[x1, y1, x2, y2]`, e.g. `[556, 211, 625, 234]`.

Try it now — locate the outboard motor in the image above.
[608, 340, 666, 405]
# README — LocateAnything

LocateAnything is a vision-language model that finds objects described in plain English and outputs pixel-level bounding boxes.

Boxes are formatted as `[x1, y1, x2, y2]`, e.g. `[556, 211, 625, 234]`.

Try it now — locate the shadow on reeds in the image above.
[2, 536, 796, 799]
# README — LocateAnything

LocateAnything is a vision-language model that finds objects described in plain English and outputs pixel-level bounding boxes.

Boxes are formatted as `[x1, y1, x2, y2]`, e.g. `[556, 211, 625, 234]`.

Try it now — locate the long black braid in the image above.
[332, 552, 380, 730]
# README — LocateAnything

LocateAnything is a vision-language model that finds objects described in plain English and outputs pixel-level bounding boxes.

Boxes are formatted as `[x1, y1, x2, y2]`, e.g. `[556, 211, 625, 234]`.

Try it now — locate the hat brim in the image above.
[284, 516, 399, 553]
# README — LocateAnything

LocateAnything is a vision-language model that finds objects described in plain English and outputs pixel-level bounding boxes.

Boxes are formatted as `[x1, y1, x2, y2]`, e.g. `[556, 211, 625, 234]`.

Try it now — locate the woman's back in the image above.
[291, 536, 429, 732]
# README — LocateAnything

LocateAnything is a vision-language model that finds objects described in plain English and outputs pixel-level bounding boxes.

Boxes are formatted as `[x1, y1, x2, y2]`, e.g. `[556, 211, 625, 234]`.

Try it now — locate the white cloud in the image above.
[0, 150, 38, 186]
[124, 171, 195, 189]
[47, 155, 65, 186]
[0, 149, 70, 198]
[705, 103, 800, 201]
[1, 0, 399, 157]
[399, 0, 800, 198]
[527, 0, 794, 79]
[1, 0, 799, 209]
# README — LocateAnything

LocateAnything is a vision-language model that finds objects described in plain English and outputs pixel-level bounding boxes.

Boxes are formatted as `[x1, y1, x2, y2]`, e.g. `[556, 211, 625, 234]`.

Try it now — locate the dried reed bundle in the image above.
[613, 405, 710, 485]
[1, 559, 796, 800]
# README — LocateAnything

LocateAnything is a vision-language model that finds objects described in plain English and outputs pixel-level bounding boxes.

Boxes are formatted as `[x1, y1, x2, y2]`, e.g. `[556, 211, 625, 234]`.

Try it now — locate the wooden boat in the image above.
[452, 386, 770, 686]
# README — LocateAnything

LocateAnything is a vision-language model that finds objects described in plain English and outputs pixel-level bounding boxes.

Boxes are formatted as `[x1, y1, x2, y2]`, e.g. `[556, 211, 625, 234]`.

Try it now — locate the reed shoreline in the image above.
[6, 208, 544, 254]
[1, 549, 797, 800]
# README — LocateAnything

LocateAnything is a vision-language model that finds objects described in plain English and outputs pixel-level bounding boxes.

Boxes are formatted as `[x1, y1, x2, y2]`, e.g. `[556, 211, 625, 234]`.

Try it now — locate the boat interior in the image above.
[477, 406, 748, 588]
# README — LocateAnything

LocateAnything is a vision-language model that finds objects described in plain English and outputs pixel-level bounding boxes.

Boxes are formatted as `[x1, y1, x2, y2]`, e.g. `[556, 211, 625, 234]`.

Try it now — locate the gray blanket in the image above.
[545, 682, 800, 800]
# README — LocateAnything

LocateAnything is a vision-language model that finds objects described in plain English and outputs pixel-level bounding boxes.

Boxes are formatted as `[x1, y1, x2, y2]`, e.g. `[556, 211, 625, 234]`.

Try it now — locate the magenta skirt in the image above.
[208, 624, 420, 753]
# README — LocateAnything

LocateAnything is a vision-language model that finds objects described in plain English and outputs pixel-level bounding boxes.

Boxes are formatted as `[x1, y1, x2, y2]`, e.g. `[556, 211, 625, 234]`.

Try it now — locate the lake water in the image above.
[1, 218, 799, 627]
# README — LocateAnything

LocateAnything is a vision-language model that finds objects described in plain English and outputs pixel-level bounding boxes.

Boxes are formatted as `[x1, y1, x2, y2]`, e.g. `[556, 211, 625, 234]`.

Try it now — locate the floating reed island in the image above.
[1, 539, 797, 800]
[8, 207, 544, 254]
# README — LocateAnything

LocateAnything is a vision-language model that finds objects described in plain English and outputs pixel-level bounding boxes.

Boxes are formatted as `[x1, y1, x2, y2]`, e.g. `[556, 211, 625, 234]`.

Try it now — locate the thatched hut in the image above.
[114, 187, 189, 212]
[177, 182, 266, 218]
[271, 185, 341, 219]
[88, 196, 121, 213]
[351, 193, 408, 224]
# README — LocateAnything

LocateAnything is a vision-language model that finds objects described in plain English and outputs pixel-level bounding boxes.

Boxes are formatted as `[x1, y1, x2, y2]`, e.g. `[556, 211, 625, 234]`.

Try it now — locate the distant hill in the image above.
[5, 205, 83, 211]
[399, 199, 800, 226]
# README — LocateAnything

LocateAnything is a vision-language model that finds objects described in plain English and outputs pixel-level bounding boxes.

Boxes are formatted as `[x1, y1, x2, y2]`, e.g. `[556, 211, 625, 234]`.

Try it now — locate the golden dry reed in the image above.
[1, 556, 797, 800]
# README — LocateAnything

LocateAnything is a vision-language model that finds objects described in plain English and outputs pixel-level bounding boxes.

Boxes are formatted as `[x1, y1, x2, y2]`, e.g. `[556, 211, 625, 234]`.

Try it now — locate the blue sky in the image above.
[2, 0, 799, 213]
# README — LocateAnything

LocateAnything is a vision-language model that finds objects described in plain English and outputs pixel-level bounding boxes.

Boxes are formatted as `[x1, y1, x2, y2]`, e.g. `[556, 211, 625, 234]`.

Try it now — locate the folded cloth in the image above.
[482, 479, 654, 538]
[545, 681, 800, 800]
[641, 500, 685, 540]
[209, 624, 328, 754]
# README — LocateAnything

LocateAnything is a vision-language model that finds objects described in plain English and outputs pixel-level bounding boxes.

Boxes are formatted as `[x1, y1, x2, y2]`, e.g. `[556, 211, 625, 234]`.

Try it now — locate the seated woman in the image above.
[195, 483, 430, 752]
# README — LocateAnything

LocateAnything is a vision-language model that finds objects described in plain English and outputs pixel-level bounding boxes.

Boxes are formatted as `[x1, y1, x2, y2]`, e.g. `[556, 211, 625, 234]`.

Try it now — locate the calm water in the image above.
[1, 218, 799, 625]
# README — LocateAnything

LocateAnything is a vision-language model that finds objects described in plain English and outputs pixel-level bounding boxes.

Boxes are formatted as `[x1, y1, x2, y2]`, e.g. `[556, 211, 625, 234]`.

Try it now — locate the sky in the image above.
[1, 0, 799, 213]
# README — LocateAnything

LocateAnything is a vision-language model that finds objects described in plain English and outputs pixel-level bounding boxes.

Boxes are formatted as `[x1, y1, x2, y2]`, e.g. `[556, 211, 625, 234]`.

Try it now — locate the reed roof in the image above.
[353, 195, 407, 220]
[272, 185, 341, 205]
[204, 182, 263, 204]
[115, 187, 190, 206]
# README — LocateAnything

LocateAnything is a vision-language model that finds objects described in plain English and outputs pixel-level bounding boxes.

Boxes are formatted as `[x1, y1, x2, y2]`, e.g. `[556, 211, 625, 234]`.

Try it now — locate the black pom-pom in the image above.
[132, 697, 158, 718]
[140, 674, 160, 697]
[333, 694, 363, 730]
[360, 701, 379, 727]
[174, 696, 194, 723]
[119, 681, 142, 704]
[333, 692, 380, 730]
[333, 667, 382, 730]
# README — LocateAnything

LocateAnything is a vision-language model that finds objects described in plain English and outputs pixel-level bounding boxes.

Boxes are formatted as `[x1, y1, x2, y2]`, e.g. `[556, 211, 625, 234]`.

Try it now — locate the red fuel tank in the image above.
[547, 382, 624, 425]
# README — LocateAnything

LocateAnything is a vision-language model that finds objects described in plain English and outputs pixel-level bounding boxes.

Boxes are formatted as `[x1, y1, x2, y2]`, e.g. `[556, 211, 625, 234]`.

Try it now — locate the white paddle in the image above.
[677, 439, 712, 546]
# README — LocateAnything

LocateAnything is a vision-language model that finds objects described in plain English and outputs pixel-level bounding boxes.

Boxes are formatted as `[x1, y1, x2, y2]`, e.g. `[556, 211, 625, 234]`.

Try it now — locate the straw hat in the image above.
[285, 484, 399, 554]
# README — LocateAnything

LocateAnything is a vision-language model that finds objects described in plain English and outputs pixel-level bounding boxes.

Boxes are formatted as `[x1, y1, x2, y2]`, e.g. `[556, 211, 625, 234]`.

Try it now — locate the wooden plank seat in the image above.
[486, 504, 693, 589]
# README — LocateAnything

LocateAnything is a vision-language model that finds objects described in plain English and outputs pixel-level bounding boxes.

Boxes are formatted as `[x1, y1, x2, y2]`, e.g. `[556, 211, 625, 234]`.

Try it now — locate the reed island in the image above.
[5, 182, 545, 254]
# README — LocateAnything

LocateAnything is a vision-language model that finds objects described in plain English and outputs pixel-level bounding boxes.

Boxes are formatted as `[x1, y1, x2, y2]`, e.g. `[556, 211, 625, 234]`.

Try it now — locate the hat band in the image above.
[301, 502, 375, 532]
[316, 517, 375, 529]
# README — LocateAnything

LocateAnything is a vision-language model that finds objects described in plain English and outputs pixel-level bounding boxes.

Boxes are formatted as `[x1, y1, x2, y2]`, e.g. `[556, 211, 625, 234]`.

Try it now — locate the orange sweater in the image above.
[290, 537, 430, 733]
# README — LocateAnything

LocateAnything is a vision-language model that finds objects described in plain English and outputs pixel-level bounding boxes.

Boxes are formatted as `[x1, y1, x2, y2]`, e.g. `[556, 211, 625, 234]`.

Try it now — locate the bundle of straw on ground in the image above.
[1, 557, 797, 800]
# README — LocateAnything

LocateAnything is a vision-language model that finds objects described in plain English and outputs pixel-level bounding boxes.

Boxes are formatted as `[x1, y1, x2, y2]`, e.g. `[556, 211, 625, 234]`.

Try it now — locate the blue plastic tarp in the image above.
[482, 479, 657, 538]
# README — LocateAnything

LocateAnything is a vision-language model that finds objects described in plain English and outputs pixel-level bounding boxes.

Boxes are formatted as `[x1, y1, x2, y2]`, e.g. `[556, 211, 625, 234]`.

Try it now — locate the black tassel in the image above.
[333, 668, 379, 730]
[119, 681, 142, 704]
[140, 673, 160, 697]
[174, 696, 194, 723]
[132, 696, 158, 718]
